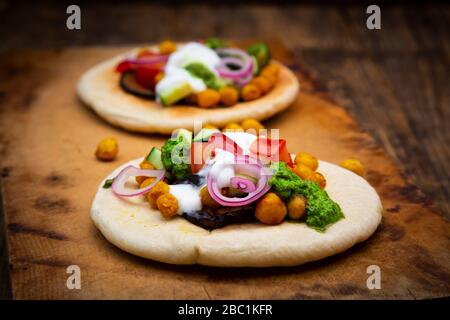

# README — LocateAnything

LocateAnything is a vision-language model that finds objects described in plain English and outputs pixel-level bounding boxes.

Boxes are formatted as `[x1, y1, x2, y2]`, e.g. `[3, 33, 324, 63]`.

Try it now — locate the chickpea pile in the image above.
[143, 179, 179, 219]
[186, 62, 280, 108]
[221, 118, 265, 134]
[292, 152, 326, 189]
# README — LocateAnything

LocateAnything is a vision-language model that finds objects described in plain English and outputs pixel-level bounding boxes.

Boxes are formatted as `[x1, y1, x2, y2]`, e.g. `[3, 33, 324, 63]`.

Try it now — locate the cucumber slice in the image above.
[251, 56, 259, 75]
[175, 128, 193, 144]
[145, 147, 164, 170]
[158, 82, 192, 106]
[193, 128, 219, 142]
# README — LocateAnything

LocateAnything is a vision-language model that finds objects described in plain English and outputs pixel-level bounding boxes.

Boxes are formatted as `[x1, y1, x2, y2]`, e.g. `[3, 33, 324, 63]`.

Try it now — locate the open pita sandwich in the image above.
[91, 130, 382, 267]
[77, 39, 299, 134]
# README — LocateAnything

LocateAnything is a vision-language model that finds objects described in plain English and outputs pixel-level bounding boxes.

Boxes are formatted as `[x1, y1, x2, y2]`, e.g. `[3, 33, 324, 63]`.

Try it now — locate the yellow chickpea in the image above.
[240, 119, 265, 132]
[203, 123, 218, 130]
[287, 195, 307, 220]
[155, 72, 164, 83]
[157, 193, 179, 219]
[158, 40, 177, 55]
[219, 86, 239, 107]
[294, 152, 319, 171]
[223, 122, 244, 132]
[310, 172, 327, 189]
[260, 69, 277, 85]
[139, 177, 156, 189]
[263, 63, 280, 76]
[136, 161, 155, 185]
[251, 76, 272, 94]
[197, 89, 221, 108]
[255, 192, 287, 225]
[146, 181, 170, 209]
[95, 137, 118, 161]
[241, 83, 262, 101]
[292, 164, 314, 180]
[200, 186, 220, 209]
[340, 159, 365, 176]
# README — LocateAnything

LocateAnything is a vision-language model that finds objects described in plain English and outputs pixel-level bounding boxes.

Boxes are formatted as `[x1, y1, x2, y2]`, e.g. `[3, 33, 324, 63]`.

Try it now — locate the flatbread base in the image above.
[91, 159, 382, 267]
[77, 47, 300, 134]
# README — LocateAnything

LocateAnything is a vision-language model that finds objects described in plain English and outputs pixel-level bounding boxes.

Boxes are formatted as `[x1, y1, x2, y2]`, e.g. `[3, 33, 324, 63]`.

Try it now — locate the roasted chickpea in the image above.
[340, 159, 365, 177]
[241, 118, 265, 132]
[241, 84, 262, 101]
[294, 152, 319, 171]
[203, 123, 218, 130]
[136, 161, 155, 185]
[255, 192, 287, 225]
[156, 193, 179, 219]
[200, 186, 220, 209]
[292, 164, 313, 180]
[158, 40, 177, 55]
[251, 76, 272, 94]
[95, 137, 118, 161]
[223, 122, 244, 132]
[146, 181, 170, 209]
[310, 172, 327, 189]
[219, 86, 239, 106]
[139, 177, 156, 189]
[155, 72, 164, 83]
[260, 69, 277, 85]
[287, 195, 307, 220]
[197, 89, 221, 108]
[263, 63, 280, 76]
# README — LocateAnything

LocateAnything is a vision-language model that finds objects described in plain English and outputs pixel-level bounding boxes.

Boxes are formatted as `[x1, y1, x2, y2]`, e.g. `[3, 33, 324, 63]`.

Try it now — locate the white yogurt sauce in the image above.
[169, 132, 258, 215]
[169, 184, 202, 215]
[156, 42, 221, 95]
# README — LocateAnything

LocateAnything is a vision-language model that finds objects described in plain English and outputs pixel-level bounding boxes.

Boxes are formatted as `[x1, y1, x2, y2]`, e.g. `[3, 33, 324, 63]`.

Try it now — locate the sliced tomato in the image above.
[115, 57, 166, 74]
[116, 60, 133, 73]
[134, 64, 163, 90]
[249, 137, 293, 166]
[190, 133, 244, 173]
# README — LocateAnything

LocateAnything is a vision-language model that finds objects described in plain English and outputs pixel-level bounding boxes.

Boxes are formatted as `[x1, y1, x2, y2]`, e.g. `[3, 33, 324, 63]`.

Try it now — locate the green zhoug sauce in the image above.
[268, 162, 344, 231]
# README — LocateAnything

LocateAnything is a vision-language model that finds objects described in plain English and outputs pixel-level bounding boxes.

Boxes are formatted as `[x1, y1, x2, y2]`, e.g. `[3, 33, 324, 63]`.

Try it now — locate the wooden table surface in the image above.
[0, 2, 448, 299]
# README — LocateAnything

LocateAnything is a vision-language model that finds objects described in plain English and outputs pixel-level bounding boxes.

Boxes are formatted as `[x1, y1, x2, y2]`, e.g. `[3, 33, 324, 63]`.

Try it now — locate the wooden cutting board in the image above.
[0, 42, 449, 300]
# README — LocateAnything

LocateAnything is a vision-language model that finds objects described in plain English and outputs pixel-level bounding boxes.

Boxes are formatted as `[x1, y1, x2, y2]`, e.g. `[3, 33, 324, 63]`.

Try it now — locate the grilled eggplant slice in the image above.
[119, 71, 155, 99]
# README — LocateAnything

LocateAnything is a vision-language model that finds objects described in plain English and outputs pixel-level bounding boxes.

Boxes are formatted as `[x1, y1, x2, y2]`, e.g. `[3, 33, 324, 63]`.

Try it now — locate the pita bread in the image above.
[91, 158, 382, 267]
[77, 47, 300, 134]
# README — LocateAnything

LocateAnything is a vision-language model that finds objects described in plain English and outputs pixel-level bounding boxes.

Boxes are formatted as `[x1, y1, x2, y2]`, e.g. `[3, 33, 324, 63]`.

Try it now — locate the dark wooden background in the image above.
[0, 1, 448, 299]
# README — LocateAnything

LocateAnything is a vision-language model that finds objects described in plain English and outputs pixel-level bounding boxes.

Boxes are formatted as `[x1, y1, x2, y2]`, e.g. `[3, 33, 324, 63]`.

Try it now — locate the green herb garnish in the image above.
[102, 178, 114, 189]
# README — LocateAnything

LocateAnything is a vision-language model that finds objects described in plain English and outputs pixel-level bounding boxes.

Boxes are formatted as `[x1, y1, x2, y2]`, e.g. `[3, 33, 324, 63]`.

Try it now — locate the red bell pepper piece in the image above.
[135, 65, 162, 90]
[190, 133, 244, 173]
[116, 60, 133, 73]
[207, 132, 243, 155]
[249, 137, 293, 166]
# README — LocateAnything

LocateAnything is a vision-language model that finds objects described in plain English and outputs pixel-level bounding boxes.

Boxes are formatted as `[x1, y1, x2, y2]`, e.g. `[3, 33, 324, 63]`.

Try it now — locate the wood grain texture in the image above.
[0, 2, 449, 299]
[0, 43, 449, 299]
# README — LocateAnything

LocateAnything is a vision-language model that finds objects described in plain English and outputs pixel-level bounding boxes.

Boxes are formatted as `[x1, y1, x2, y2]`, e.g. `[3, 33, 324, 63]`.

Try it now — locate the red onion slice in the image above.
[230, 176, 257, 193]
[125, 55, 169, 65]
[207, 160, 272, 207]
[215, 48, 253, 82]
[111, 165, 165, 197]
